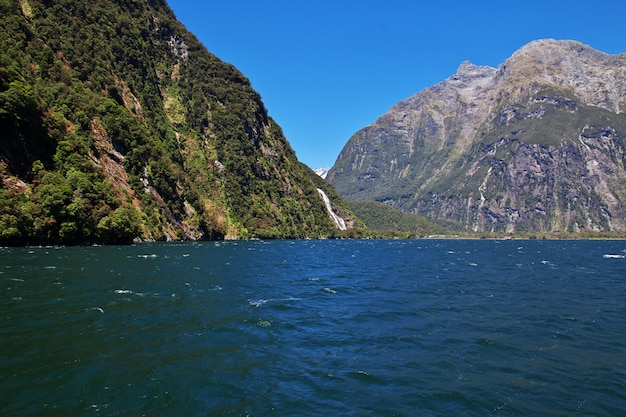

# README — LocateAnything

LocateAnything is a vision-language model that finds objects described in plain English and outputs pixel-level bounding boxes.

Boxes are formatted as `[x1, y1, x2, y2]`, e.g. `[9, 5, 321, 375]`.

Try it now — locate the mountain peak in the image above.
[448, 60, 498, 91]
[512, 38, 607, 57]
[500, 39, 626, 113]
[505, 39, 603, 65]
[328, 39, 626, 234]
[455, 60, 496, 77]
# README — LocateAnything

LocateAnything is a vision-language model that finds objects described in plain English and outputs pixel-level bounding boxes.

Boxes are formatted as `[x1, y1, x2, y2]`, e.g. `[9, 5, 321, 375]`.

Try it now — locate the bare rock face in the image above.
[328, 39, 626, 233]
[501, 39, 626, 113]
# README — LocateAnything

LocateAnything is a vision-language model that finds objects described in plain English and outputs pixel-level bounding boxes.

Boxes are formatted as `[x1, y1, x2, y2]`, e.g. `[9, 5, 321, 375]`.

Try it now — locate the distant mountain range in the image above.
[328, 39, 626, 233]
[314, 168, 330, 179]
[0, 0, 360, 245]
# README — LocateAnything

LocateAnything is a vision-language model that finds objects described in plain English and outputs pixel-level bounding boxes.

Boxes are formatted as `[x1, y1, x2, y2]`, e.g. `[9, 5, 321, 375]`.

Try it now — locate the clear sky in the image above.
[166, 0, 625, 169]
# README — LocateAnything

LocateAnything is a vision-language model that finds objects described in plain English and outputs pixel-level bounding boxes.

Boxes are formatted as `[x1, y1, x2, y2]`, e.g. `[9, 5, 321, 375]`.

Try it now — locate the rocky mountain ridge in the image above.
[328, 39, 626, 233]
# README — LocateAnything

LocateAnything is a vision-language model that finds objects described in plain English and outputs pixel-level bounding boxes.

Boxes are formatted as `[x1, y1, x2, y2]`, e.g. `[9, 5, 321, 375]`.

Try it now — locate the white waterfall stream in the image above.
[317, 188, 347, 230]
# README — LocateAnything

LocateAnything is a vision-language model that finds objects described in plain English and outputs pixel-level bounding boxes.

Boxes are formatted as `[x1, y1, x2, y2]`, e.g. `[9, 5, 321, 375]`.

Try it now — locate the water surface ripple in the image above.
[2, 239, 626, 416]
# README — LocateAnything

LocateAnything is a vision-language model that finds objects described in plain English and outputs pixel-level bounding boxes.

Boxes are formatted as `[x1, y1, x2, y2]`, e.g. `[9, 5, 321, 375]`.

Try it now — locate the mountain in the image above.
[0, 0, 360, 245]
[327, 39, 626, 233]
[314, 168, 330, 179]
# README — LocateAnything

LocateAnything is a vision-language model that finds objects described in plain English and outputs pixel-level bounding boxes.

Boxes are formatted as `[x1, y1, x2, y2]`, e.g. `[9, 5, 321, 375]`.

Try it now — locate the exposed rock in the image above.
[328, 39, 626, 233]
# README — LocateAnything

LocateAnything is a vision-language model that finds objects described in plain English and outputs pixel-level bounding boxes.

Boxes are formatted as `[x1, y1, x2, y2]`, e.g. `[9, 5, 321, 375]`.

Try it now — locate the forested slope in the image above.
[0, 0, 361, 245]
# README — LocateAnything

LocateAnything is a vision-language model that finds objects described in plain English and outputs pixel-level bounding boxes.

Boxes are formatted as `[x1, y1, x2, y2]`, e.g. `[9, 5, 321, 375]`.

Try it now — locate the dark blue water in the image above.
[2, 239, 626, 416]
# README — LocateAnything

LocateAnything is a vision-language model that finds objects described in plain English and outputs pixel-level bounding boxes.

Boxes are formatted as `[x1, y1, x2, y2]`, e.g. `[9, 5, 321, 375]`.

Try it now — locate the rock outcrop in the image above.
[328, 39, 626, 233]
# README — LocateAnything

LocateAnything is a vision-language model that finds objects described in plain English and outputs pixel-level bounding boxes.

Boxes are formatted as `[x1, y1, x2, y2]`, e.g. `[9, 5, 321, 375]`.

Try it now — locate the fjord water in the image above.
[2, 240, 625, 416]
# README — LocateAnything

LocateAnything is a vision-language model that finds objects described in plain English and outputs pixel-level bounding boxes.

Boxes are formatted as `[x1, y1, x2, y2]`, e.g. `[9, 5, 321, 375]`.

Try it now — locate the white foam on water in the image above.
[249, 296, 301, 307]
[249, 299, 269, 307]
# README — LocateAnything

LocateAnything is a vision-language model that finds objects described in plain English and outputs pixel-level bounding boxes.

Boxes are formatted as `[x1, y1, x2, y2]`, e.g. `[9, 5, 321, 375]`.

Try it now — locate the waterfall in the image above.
[317, 188, 347, 231]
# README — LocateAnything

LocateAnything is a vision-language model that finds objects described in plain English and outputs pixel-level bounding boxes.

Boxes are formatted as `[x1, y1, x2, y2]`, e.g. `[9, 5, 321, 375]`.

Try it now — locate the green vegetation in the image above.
[348, 200, 448, 237]
[0, 0, 362, 245]
[483, 87, 626, 148]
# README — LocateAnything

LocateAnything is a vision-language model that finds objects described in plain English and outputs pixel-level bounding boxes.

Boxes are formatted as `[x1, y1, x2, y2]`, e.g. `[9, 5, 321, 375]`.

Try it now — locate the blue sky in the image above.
[166, 0, 625, 169]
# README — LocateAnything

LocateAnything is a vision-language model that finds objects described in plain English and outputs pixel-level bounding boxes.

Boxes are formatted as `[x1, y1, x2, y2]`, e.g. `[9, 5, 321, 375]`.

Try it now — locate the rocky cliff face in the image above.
[328, 39, 626, 233]
[0, 0, 358, 245]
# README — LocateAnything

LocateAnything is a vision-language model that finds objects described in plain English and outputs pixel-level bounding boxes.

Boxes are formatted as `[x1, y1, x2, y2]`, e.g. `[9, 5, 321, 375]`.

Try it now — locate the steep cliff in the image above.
[0, 0, 359, 245]
[328, 39, 626, 233]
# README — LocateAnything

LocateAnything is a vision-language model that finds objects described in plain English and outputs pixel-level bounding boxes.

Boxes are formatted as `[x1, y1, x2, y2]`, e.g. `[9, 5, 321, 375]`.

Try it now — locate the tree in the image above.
[97, 204, 142, 244]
